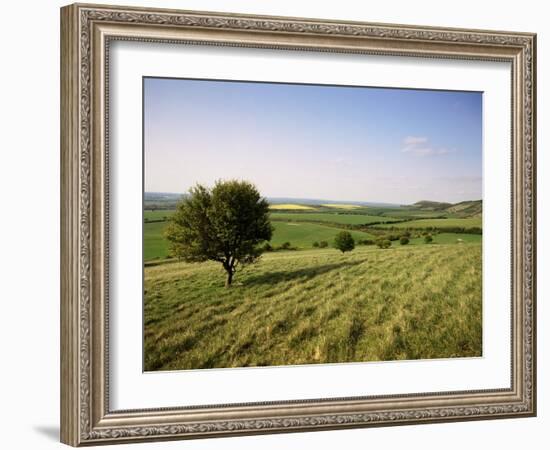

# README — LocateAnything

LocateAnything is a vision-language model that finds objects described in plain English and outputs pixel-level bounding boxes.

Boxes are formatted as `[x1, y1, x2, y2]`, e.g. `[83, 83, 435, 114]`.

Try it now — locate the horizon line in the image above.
[144, 191, 482, 206]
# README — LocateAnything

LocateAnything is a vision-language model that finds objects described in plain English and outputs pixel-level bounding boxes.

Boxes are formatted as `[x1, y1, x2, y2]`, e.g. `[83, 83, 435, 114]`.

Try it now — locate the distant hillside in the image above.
[411, 200, 453, 211]
[444, 200, 482, 218]
[144, 192, 481, 218]
[144, 192, 186, 210]
[267, 197, 400, 208]
[144, 192, 401, 210]
[409, 199, 482, 218]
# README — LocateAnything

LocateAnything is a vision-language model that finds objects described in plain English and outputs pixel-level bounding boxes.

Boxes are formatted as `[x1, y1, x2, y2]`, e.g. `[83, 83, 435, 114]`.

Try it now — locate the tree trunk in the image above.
[225, 269, 233, 288]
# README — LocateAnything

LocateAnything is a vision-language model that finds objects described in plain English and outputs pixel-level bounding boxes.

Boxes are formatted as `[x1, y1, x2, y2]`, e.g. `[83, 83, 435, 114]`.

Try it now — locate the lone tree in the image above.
[334, 231, 355, 253]
[165, 180, 273, 287]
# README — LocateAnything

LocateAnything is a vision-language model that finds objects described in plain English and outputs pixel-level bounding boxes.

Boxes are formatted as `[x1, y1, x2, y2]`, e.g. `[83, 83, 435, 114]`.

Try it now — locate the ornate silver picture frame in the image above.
[61, 3, 536, 446]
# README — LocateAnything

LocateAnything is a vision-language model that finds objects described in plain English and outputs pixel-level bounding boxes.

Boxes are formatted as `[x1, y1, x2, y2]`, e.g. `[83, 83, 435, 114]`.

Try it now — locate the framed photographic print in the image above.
[60, 3, 537, 446]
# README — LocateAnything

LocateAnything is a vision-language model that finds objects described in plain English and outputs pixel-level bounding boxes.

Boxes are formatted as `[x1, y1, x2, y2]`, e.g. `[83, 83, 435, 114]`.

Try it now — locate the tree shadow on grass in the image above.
[244, 259, 364, 286]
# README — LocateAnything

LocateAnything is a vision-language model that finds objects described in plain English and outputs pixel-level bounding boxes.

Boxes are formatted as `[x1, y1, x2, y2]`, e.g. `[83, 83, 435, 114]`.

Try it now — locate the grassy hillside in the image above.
[377, 217, 482, 229]
[144, 244, 482, 371]
[445, 200, 482, 218]
[412, 200, 452, 211]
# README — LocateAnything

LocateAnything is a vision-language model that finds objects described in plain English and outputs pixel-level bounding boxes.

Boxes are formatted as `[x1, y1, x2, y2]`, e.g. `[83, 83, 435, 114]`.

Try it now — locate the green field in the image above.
[270, 212, 398, 225]
[145, 220, 378, 260]
[144, 210, 175, 221]
[270, 222, 374, 248]
[144, 210, 482, 260]
[377, 217, 482, 229]
[144, 222, 171, 260]
[144, 244, 482, 371]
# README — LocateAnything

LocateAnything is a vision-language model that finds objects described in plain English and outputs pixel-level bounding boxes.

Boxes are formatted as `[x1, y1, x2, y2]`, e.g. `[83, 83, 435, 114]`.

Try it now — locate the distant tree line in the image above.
[369, 225, 482, 235]
[269, 217, 482, 235]
[144, 216, 170, 223]
[144, 203, 179, 211]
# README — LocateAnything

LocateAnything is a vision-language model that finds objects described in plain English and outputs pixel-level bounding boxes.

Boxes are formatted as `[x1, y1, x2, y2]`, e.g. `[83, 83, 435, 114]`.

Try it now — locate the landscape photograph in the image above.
[143, 77, 483, 371]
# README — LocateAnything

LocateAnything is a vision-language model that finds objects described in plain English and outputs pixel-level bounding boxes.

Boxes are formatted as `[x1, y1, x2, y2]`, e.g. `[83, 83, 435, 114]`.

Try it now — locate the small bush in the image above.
[319, 241, 328, 248]
[312, 241, 319, 248]
[358, 239, 375, 245]
[399, 237, 409, 245]
[274, 242, 297, 251]
[261, 242, 273, 252]
[424, 234, 433, 244]
[376, 238, 391, 249]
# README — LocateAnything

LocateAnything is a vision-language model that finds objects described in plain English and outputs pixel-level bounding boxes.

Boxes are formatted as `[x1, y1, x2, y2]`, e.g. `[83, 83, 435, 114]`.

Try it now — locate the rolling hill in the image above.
[409, 200, 482, 218]
[410, 200, 453, 211]
[444, 200, 482, 218]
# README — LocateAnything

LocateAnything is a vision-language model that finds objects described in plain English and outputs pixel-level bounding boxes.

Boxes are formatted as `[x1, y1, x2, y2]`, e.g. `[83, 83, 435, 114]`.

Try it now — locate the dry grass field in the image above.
[144, 243, 482, 371]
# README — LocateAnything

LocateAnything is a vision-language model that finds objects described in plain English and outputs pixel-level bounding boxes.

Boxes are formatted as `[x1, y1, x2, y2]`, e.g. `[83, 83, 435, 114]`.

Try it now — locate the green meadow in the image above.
[144, 210, 175, 221]
[268, 222, 374, 248]
[143, 207, 482, 261]
[144, 244, 482, 371]
[143, 200, 482, 370]
[144, 221, 171, 261]
[145, 219, 377, 259]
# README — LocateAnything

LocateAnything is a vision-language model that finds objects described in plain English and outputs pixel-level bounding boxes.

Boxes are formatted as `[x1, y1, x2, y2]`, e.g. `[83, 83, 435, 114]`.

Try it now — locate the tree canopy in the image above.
[165, 180, 273, 286]
[333, 231, 355, 253]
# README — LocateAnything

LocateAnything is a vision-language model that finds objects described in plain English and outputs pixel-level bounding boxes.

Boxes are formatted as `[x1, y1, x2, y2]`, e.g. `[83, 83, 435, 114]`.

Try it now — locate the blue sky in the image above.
[144, 77, 482, 204]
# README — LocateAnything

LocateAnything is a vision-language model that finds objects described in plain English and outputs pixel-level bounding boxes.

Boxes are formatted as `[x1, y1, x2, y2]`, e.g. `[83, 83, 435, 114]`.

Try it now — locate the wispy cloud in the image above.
[403, 136, 429, 146]
[401, 136, 454, 157]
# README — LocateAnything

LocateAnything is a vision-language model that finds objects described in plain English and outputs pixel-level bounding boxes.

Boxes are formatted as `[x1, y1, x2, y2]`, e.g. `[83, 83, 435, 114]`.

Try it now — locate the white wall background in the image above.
[0, 1, 546, 449]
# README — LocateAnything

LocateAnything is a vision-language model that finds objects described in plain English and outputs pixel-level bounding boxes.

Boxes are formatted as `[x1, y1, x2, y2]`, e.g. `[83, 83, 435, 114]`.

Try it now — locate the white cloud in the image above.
[401, 136, 454, 157]
[403, 136, 428, 146]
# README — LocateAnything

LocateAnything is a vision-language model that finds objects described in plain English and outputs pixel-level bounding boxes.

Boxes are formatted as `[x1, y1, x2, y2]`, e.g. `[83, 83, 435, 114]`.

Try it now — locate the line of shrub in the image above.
[312, 241, 329, 248]
[144, 218, 170, 223]
[269, 218, 407, 228]
[370, 226, 482, 235]
[261, 242, 298, 252]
